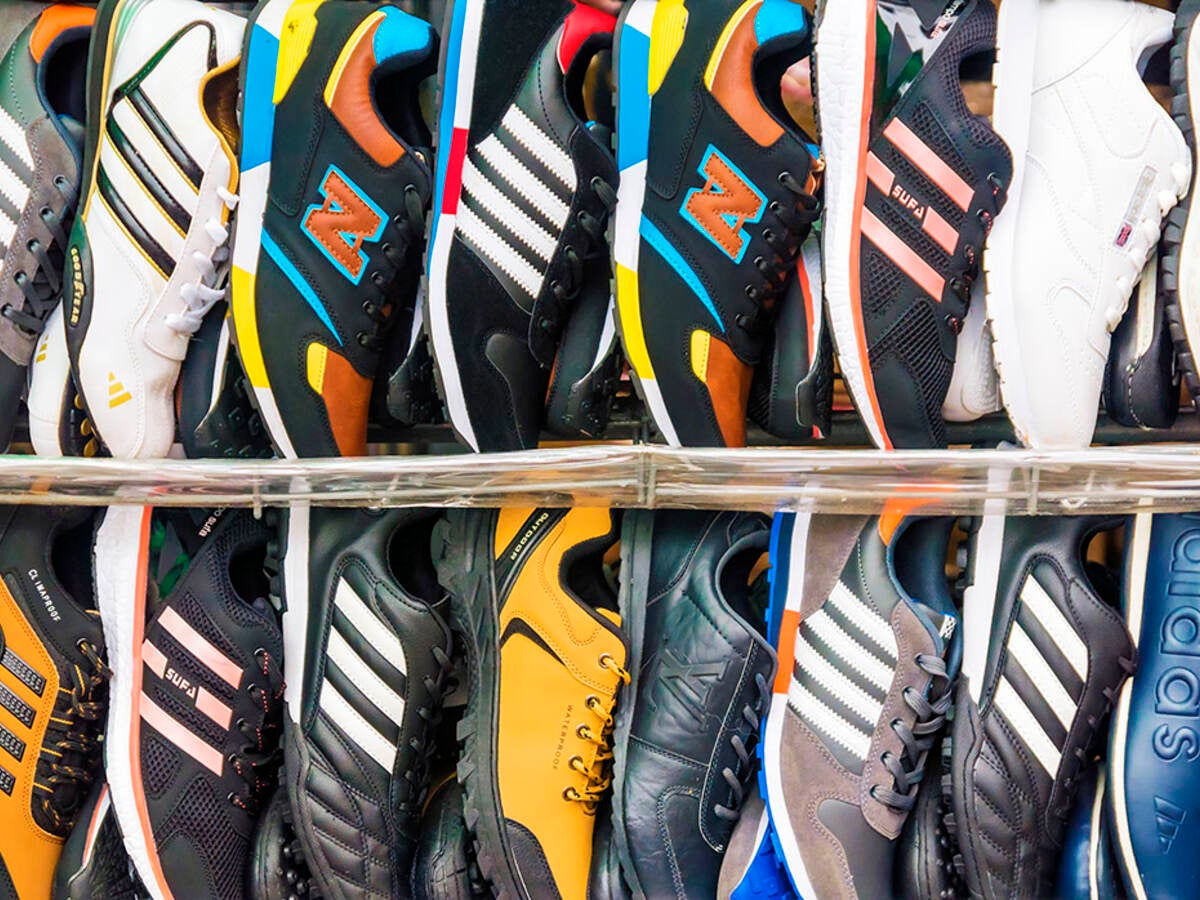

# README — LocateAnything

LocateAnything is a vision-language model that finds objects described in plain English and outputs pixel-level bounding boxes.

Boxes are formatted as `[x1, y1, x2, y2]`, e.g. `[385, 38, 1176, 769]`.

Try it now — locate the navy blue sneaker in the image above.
[1107, 513, 1200, 900]
[1057, 764, 1122, 900]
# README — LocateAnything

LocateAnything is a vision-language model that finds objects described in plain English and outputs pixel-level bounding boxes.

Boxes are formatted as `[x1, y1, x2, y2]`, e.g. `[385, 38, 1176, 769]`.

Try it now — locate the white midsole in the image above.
[282, 501, 311, 724]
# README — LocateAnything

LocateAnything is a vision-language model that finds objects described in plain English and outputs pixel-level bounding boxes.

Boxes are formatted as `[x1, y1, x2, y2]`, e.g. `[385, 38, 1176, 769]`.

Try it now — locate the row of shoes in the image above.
[4, 495, 1192, 900]
[9, 0, 1200, 459]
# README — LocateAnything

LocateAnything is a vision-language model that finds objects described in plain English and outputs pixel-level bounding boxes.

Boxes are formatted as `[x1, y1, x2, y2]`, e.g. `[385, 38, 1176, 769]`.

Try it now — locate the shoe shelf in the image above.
[6, 441, 1200, 514]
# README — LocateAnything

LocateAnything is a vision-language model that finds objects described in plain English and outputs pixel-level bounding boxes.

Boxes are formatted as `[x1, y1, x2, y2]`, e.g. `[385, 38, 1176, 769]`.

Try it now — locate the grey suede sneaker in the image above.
[761, 512, 959, 900]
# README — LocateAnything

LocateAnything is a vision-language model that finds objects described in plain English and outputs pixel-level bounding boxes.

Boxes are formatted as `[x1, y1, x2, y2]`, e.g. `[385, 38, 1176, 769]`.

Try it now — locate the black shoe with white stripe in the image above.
[276, 506, 454, 900]
[948, 514, 1135, 900]
[426, 0, 619, 451]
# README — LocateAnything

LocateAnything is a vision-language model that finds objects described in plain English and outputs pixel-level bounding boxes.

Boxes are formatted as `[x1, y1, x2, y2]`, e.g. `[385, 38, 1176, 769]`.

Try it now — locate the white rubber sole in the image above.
[985, 0, 1040, 448]
[281, 501, 311, 726]
[95, 505, 170, 900]
[815, 0, 888, 450]
[424, 0, 487, 452]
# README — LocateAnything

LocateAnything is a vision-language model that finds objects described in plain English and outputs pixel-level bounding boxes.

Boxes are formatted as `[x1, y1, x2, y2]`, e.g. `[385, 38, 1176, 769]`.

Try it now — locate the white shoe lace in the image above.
[166, 186, 239, 335]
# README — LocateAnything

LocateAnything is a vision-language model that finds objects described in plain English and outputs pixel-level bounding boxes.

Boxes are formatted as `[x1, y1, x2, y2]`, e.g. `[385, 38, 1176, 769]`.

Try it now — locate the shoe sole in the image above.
[94, 505, 172, 900]
[984, 0, 1041, 448]
[1165, 0, 1200, 411]
[814, 0, 893, 451]
[757, 511, 821, 900]
[1105, 512, 1151, 900]
[433, 508, 529, 899]
[423, 0, 489, 452]
[228, 0, 307, 460]
[610, 0, 686, 448]
[609, 509, 653, 899]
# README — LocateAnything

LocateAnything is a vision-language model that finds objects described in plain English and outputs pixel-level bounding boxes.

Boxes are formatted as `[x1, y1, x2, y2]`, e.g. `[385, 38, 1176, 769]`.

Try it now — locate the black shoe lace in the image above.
[737, 170, 820, 339]
[357, 184, 427, 353]
[40, 638, 110, 832]
[5, 174, 76, 335]
[869, 654, 953, 813]
[397, 642, 454, 818]
[714, 671, 770, 822]
[228, 644, 285, 816]
[536, 175, 618, 343]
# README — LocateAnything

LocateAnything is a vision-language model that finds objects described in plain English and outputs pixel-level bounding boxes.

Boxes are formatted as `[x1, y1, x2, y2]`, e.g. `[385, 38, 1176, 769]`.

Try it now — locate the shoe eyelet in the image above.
[576, 723, 590, 740]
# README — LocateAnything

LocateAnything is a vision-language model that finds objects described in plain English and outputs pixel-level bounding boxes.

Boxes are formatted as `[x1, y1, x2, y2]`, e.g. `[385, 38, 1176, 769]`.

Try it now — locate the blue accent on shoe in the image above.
[731, 825, 798, 900]
[639, 216, 724, 333]
[241, 26, 280, 171]
[754, 0, 809, 47]
[373, 6, 433, 64]
[261, 229, 343, 345]
[679, 145, 766, 264]
[615, 22, 650, 171]
[430, 0, 470, 255]
[766, 512, 792, 648]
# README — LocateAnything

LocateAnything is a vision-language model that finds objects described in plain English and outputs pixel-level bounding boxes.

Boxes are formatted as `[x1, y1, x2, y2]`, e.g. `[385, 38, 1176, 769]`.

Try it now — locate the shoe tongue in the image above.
[556, 2, 616, 76]
[753, 0, 811, 48]
[911, 600, 961, 679]
[371, 7, 437, 72]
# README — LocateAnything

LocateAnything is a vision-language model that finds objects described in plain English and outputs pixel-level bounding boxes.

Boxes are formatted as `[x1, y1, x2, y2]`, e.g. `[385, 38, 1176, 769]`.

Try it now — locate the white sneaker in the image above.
[27, 303, 97, 457]
[986, 0, 1190, 449]
[64, 0, 244, 459]
[943, 277, 1000, 423]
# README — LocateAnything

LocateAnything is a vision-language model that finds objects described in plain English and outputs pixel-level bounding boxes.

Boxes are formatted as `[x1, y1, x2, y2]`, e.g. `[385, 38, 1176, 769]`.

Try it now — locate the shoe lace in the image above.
[535, 176, 618, 344]
[713, 671, 770, 822]
[227, 643, 284, 817]
[943, 173, 1007, 334]
[397, 642, 454, 818]
[165, 186, 238, 335]
[869, 653, 953, 813]
[3, 174, 77, 335]
[39, 638, 110, 832]
[737, 170, 820, 339]
[358, 184, 426, 353]
[563, 652, 629, 814]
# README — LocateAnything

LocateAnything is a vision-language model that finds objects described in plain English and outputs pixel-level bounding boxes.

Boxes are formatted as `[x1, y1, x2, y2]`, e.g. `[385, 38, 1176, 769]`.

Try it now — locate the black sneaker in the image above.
[426, 0, 620, 452]
[544, 276, 623, 441]
[231, 0, 436, 458]
[52, 782, 144, 900]
[611, 510, 775, 899]
[895, 734, 963, 900]
[411, 775, 489, 900]
[613, 0, 821, 447]
[277, 506, 454, 898]
[248, 785, 316, 900]
[948, 514, 1135, 899]
[95, 507, 284, 900]
[816, 0, 1012, 448]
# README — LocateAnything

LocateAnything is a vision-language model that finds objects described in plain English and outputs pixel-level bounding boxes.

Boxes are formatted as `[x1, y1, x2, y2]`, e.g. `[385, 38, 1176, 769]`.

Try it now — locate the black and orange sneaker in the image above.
[0, 506, 108, 898]
[816, 0, 1011, 449]
[230, 0, 436, 458]
[425, 0, 620, 452]
[613, 0, 821, 448]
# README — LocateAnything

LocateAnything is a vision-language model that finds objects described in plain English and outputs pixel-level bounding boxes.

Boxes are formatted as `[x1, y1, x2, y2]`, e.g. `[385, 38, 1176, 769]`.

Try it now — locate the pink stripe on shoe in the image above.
[922, 207, 959, 254]
[883, 119, 974, 210]
[159, 608, 243, 689]
[195, 687, 233, 730]
[140, 692, 224, 776]
[865, 152, 895, 195]
[143, 641, 168, 679]
[861, 208, 946, 301]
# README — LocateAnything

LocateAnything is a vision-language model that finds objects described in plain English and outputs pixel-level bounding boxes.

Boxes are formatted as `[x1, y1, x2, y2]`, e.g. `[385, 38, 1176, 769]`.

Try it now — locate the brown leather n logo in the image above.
[302, 165, 386, 284]
[682, 145, 766, 263]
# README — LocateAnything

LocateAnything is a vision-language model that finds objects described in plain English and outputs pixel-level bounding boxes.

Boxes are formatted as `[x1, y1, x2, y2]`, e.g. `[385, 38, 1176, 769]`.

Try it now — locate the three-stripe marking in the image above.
[0, 104, 33, 253]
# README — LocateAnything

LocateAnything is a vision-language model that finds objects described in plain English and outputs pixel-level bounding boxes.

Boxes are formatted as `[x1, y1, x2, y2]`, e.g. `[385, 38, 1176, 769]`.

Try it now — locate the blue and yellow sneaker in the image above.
[613, 0, 821, 448]
[230, 0, 436, 458]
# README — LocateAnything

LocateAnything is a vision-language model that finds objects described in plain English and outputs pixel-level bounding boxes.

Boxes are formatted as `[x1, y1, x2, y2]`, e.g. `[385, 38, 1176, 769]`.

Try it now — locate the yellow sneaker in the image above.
[435, 507, 629, 900]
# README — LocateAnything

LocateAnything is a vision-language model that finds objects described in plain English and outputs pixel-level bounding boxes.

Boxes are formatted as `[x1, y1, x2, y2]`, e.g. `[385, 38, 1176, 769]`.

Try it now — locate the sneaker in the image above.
[434, 507, 629, 898]
[986, 0, 1189, 449]
[1057, 764, 1121, 900]
[27, 303, 98, 458]
[176, 300, 272, 459]
[1107, 513, 1200, 900]
[52, 781, 144, 900]
[942, 276, 1000, 424]
[1105, 254, 1178, 431]
[1165, 0, 1200, 416]
[761, 511, 958, 900]
[0, 4, 93, 452]
[425, 0, 620, 452]
[544, 284, 623, 441]
[748, 232, 833, 441]
[817, 0, 1011, 449]
[384, 313, 445, 429]
[247, 785, 316, 900]
[230, 0, 434, 459]
[717, 791, 796, 900]
[411, 775, 489, 900]
[0, 507, 108, 899]
[613, 0, 820, 448]
[948, 513, 1135, 898]
[95, 506, 284, 900]
[611, 510, 775, 899]
[895, 733, 962, 900]
[277, 505, 454, 898]
[64, 0, 244, 460]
